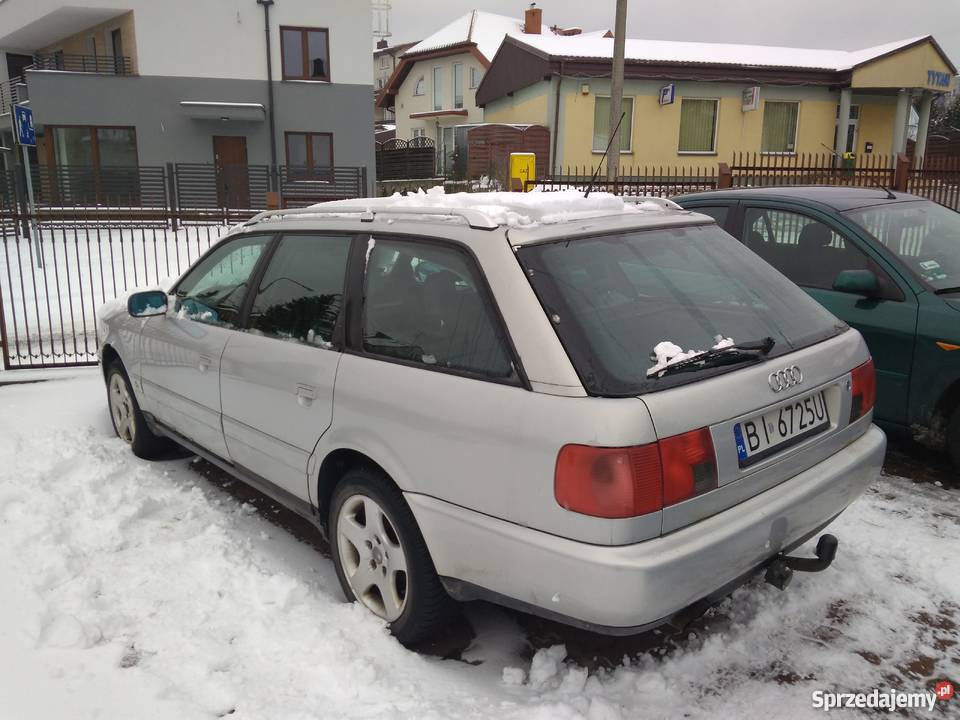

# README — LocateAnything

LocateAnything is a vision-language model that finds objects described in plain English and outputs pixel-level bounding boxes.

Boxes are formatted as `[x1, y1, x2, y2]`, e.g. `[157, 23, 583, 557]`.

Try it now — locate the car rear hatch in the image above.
[514, 219, 874, 533]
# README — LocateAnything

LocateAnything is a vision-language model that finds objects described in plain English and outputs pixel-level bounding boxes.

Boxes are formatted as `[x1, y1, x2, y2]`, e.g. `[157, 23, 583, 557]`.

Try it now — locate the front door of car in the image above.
[219, 232, 353, 500]
[736, 204, 918, 425]
[139, 233, 273, 458]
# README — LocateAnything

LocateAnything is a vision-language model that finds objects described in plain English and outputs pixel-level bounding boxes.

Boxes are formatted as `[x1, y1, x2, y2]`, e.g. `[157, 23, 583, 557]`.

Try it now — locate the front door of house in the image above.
[213, 135, 250, 210]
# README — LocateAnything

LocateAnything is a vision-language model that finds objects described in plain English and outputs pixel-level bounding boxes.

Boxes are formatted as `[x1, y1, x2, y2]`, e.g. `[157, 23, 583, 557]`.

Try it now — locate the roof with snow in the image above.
[403, 10, 526, 64]
[500, 33, 948, 73]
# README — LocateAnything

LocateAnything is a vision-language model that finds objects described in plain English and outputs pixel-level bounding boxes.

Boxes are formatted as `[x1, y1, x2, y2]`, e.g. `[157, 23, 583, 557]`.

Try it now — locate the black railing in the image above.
[32, 53, 134, 75]
[279, 165, 368, 206]
[0, 76, 28, 108]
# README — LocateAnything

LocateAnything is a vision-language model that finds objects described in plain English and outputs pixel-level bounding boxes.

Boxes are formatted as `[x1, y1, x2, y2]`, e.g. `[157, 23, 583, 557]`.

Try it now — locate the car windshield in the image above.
[845, 200, 960, 293]
[516, 223, 846, 396]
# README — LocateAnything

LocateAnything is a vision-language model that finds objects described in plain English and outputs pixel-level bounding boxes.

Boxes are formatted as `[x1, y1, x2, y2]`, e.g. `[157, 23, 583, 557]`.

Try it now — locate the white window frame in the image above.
[413, 75, 425, 96]
[760, 100, 801, 155]
[432, 66, 443, 112]
[677, 97, 720, 155]
[592, 95, 635, 154]
[469, 66, 482, 89]
[412, 128, 426, 139]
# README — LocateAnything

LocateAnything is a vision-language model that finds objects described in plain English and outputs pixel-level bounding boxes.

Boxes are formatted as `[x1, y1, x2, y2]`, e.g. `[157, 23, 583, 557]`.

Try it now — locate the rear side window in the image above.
[742, 208, 900, 299]
[363, 238, 515, 380]
[691, 205, 729, 226]
[174, 235, 272, 328]
[517, 224, 845, 396]
[247, 234, 351, 347]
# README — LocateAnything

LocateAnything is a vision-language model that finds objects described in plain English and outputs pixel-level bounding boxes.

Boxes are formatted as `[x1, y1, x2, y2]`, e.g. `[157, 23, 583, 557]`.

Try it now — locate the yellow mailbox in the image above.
[509, 152, 536, 192]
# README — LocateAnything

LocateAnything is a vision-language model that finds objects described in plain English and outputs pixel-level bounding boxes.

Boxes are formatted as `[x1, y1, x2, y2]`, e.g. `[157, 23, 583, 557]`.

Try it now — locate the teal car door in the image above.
[738, 203, 919, 426]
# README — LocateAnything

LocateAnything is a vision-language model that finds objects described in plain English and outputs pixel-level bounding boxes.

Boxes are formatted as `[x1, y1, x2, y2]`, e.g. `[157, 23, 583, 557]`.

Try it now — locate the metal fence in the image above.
[526, 165, 718, 196]
[730, 152, 895, 189]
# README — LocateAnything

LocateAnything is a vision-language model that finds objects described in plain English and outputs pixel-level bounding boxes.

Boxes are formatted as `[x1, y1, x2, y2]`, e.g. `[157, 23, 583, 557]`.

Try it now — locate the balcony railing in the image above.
[0, 76, 28, 108]
[31, 53, 133, 76]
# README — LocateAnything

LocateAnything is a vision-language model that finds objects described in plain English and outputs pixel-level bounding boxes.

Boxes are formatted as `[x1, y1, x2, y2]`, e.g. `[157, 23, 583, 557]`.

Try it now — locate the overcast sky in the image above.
[385, 0, 960, 64]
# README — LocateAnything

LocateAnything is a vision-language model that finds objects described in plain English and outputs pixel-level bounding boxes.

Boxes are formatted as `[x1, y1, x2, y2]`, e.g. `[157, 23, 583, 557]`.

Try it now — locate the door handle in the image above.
[296, 384, 316, 407]
[198, 354, 212, 373]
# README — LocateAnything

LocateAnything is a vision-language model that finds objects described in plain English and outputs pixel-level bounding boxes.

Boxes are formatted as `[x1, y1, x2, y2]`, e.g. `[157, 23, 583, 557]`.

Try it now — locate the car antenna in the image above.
[873, 185, 897, 200]
[584, 111, 626, 198]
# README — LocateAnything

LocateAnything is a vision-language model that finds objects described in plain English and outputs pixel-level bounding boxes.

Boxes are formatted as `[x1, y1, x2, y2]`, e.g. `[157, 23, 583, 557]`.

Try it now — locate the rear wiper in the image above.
[651, 337, 776, 379]
[934, 286, 960, 295]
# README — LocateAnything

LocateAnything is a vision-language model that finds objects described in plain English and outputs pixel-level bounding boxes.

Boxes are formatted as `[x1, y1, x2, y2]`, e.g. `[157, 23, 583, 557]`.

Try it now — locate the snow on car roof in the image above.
[312, 187, 687, 230]
[512, 33, 930, 71]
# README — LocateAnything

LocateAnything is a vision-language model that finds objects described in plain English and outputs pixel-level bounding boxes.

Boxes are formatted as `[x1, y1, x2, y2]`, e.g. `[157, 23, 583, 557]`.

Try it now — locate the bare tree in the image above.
[606, 0, 628, 181]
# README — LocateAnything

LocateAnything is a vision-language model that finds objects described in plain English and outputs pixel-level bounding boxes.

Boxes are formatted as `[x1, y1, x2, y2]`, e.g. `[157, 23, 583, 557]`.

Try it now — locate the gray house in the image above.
[0, 0, 375, 200]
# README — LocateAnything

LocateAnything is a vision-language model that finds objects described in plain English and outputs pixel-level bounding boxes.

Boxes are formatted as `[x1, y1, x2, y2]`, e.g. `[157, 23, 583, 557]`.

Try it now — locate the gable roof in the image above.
[404, 10, 526, 64]
[502, 33, 955, 73]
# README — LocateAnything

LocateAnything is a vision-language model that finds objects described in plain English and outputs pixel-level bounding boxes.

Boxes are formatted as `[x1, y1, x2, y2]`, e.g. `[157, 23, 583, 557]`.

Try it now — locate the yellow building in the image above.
[476, 34, 957, 171]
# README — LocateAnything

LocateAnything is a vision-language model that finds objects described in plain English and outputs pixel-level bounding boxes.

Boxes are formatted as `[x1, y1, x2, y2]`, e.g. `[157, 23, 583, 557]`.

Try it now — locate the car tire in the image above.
[105, 361, 169, 460]
[329, 466, 454, 646]
[948, 406, 960, 469]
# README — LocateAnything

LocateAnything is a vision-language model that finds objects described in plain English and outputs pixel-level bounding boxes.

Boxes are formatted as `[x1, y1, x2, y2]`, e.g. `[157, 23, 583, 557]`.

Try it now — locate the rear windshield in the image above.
[516, 223, 846, 396]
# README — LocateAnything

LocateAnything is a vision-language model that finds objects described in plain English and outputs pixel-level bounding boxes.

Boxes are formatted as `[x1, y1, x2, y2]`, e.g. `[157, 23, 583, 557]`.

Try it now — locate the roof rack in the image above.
[240, 204, 500, 231]
[621, 196, 684, 210]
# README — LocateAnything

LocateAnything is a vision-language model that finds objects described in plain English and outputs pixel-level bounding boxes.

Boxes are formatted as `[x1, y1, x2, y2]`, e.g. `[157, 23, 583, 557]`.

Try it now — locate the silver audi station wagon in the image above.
[97, 192, 886, 644]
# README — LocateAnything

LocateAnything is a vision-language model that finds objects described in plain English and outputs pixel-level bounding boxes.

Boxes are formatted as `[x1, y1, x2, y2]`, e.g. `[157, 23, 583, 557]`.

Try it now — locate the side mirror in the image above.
[832, 269, 879, 297]
[127, 290, 168, 318]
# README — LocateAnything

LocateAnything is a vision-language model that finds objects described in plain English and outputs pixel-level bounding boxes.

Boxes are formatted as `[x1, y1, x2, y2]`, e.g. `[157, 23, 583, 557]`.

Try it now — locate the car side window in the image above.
[174, 235, 272, 328]
[363, 237, 515, 380]
[246, 234, 351, 347]
[741, 208, 900, 299]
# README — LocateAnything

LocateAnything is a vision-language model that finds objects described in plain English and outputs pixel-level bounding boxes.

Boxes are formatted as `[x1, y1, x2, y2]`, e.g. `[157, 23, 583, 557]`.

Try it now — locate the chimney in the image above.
[376, 39, 388, 49]
[524, 3, 542, 34]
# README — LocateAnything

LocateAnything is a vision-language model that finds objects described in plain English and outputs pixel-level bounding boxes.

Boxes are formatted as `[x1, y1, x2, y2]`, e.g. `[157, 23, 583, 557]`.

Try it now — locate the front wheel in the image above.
[106, 362, 169, 459]
[329, 467, 454, 646]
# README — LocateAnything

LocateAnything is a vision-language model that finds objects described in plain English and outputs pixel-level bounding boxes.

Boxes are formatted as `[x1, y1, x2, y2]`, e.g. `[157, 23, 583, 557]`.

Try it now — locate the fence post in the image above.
[165, 162, 179, 231]
[893, 153, 911, 192]
[718, 162, 733, 189]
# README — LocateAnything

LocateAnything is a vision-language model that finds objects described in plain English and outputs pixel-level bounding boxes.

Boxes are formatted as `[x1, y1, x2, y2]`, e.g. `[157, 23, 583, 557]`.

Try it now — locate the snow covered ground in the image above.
[0, 374, 958, 719]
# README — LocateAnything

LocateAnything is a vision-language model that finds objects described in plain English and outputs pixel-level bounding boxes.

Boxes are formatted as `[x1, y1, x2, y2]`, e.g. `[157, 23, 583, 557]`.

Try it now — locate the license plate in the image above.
[734, 390, 830, 467]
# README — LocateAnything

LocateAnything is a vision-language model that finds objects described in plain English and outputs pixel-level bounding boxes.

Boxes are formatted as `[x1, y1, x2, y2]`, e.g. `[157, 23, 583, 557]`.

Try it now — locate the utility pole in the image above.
[606, 0, 627, 181]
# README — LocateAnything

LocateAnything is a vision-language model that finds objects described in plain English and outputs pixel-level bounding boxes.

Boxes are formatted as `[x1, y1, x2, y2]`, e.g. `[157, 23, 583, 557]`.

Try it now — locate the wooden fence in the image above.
[527, 165, 718, 197]
[729, 152, 895, 189]
[375, 138, 437, 181]
[906, 156, 960, 211]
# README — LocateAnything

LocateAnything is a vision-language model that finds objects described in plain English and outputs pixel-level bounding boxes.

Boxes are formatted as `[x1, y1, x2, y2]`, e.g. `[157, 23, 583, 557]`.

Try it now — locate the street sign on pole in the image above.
[12, 105, 36, 147]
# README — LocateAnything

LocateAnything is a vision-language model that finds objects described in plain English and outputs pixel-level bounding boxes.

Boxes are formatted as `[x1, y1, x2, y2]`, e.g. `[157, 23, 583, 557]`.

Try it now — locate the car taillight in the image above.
[554, 427, 717, 519]
[659, 427, 719, 506]
[850, 358, 876, 422]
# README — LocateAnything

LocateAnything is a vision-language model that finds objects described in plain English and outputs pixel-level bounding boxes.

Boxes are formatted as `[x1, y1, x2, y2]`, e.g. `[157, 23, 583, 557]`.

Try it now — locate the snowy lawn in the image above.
[0, 374, 958, 719]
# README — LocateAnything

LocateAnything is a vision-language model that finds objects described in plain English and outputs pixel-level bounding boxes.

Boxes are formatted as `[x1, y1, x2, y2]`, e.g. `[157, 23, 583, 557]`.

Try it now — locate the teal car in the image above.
[676, 187, 960, 466]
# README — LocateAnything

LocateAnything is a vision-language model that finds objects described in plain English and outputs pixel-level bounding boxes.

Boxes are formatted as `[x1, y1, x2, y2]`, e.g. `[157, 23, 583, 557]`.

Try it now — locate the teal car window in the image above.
[845, 200, 960, 293]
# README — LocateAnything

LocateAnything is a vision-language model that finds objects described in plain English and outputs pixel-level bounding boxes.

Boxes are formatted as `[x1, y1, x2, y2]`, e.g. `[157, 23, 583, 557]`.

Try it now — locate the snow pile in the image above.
[648, 335, 735, 377]
[1, 375, 958, 719]
[316, 186, 656, 229]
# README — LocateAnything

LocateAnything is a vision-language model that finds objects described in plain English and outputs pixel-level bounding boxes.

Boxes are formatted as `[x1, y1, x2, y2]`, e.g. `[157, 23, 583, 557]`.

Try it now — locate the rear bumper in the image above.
[407, 424, 886, 633]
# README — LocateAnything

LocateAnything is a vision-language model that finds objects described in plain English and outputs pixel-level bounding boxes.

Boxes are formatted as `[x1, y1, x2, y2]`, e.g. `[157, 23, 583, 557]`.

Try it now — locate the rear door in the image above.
[219, 232, 353, 500]
[139, 233, 273, 457]
[735, 203, 918, 425]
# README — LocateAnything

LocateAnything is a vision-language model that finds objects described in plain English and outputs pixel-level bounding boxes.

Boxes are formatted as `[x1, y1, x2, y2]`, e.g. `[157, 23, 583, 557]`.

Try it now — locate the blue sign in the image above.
[659, 83, 676, 106]
[13, 105, 35, 147]
[927, 70, 952, 89]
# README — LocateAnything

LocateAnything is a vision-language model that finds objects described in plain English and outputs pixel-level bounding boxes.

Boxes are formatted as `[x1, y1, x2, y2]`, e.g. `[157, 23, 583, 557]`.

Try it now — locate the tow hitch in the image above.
[764, 534, 838, 591]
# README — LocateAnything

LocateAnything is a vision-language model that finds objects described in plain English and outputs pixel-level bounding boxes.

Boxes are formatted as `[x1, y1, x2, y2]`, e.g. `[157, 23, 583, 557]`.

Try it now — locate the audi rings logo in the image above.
[768, 365, 803, 393]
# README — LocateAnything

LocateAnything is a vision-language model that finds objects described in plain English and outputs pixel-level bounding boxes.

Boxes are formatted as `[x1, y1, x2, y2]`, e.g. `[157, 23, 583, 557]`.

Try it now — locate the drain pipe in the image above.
[257, 0, 279, 190]
[551, 60, 563, 174]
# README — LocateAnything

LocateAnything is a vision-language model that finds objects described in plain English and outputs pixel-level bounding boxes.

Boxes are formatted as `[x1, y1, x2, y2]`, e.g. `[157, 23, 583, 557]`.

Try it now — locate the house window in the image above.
[592, 96, 634, 153]
[281, 27, 330, 81]
[432, 66, 443, 111]
[469, 67, 482, 89]
[47, 125, 138, 168]
[761, 101, 800, 153]
[379, 56, 389, 69]
[413, 75, 425, 96]
[453, 63, 464, 109]
[412, 128, 426, 138]
[285, 131, 334, 179]
[678, 98, 719, 153]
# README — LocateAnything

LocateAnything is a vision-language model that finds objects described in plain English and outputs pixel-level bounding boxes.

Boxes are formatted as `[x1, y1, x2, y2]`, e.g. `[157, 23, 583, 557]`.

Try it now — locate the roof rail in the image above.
[621, 195, 684, 211]
[240, 204, 500, 231]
